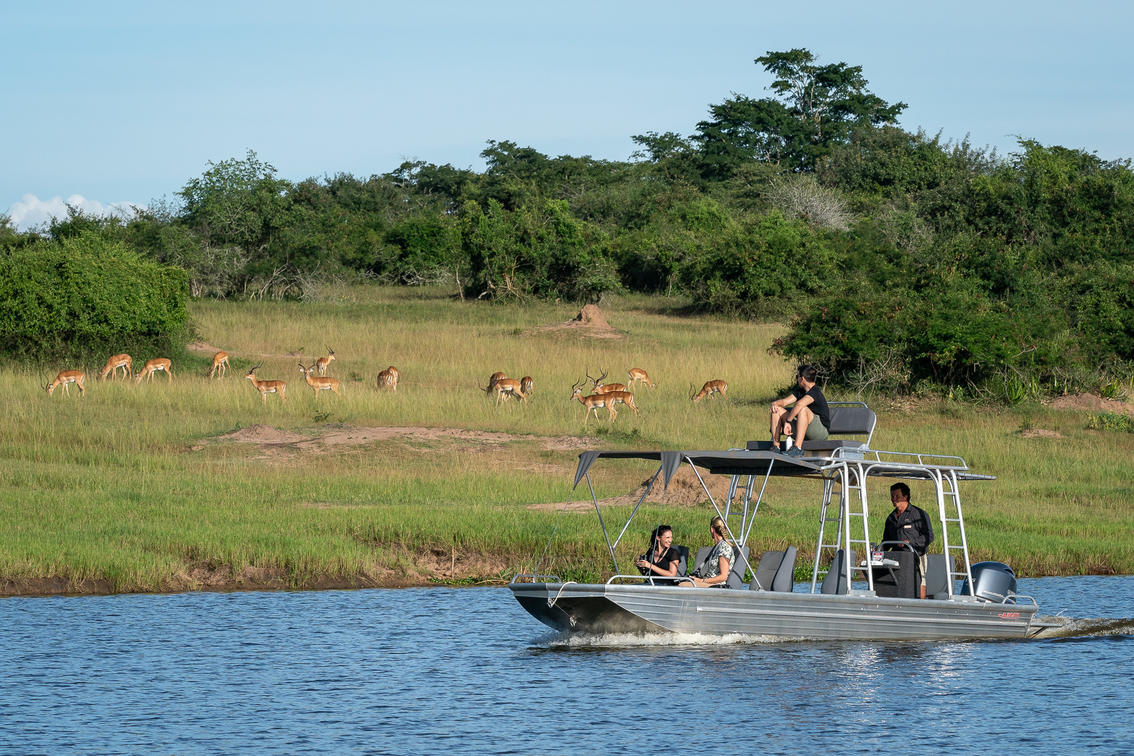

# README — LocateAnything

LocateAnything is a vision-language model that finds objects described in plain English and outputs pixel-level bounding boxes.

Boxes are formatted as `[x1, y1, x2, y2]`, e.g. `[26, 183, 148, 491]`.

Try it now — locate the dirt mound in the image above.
[1019, 428, 1064, 439]
[1048, 393, 1134, 416]
[219, 424, 308, 444]
[533, 304, 622, 340]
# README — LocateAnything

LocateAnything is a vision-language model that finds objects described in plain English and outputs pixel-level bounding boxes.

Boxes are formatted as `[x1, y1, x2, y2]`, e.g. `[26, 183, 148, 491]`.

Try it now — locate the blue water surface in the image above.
[1, 576, 1131, 755]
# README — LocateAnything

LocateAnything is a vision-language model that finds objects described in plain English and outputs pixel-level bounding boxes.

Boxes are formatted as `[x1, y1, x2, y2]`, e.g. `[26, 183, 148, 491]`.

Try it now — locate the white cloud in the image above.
[5, 194, 145, 232]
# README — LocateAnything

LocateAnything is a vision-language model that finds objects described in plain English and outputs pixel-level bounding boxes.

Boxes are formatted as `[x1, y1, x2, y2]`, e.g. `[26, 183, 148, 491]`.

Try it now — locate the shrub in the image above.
[0, 232, 188, 363]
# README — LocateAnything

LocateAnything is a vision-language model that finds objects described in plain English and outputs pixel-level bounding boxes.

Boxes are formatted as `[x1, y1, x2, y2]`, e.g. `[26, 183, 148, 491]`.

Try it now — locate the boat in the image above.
[510, 404, 1057, 641]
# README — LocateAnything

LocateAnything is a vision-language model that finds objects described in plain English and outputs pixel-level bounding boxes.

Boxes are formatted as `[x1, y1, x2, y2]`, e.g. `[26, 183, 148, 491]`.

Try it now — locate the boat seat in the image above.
[674, 545, 691, 577]
[746, 402, 877, 456]
[751, 546, 797, 591]
[723, 546, 750, 589]
[690, 546, 713, 578]
[820, 549, 857, 595]
[924, 553, 955, 599]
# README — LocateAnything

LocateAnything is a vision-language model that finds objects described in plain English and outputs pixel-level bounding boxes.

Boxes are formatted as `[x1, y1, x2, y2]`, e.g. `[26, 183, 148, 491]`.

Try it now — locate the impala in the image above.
[99, 353, 132, 381]
[487, 371, 507, 391]
[588, 368, 628, 395]
[519, 375, 534, 397]
[377, 365, 399, 392]
[135, 358, 173, 383]
[692, 379, 728, 402]
[571, 379, 616, 426]
[245, 364, 287, 404]
[299, 362, 342, 399]
[209, 351, 230, 379]
[46, 370, 85, 397]
[315, 347, 336, 376]
[601, 389, 639, 417]
[628, 368, 656, 389]
[491, 377, 528, 404]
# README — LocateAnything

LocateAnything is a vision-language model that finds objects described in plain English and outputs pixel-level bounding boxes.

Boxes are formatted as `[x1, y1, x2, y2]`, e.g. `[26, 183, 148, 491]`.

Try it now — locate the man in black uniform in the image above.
[882, 482, 935, 598]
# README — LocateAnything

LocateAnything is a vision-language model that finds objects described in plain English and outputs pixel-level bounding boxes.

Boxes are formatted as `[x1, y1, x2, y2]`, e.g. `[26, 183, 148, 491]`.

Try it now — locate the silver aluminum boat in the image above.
[511, 421, 1055, 641]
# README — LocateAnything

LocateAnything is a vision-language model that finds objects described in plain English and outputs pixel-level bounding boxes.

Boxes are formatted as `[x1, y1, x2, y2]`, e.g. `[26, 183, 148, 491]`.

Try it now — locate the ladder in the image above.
[810, 461, 873, 592]
[933, 468, 973, 596]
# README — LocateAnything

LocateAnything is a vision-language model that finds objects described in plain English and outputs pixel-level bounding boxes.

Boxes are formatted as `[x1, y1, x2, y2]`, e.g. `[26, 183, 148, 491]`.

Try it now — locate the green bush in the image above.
[0, 232, 188, 363]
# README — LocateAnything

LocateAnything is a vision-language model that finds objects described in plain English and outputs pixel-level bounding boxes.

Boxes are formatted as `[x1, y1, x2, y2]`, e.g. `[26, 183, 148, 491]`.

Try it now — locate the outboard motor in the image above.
[959, 561, 1017, 603]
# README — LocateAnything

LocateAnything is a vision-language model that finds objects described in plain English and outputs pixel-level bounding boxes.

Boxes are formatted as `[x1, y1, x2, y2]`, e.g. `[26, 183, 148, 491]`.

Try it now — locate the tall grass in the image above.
[2, 286, 1130, 593]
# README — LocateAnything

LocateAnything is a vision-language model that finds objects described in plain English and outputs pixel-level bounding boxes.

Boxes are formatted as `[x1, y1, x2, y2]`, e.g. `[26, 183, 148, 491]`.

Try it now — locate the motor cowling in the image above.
[959, 561, 1017, 604]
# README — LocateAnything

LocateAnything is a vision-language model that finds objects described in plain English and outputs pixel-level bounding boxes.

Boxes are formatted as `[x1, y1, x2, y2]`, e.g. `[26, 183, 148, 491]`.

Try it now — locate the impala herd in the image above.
[45, 349, 728, 426]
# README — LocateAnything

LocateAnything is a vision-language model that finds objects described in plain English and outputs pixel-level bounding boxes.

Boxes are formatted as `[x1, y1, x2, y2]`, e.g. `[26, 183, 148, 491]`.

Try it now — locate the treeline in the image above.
[2, 49, 1131, 399]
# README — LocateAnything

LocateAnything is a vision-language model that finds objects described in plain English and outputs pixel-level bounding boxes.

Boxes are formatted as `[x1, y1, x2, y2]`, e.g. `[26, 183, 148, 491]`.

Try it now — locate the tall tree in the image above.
[695, 49, 906, 175]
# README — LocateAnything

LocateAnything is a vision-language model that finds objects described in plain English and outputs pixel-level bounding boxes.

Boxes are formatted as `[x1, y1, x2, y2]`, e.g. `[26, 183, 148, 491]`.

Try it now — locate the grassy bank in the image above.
[2, 286, 1131, 595]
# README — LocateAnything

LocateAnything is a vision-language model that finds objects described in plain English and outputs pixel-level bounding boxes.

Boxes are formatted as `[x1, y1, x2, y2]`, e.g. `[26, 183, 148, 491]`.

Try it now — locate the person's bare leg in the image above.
[792, 406, 814, 449]
[770, 405, 788, 447]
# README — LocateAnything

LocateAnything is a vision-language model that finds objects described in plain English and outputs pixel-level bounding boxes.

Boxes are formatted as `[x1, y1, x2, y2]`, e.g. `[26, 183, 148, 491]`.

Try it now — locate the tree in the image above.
[695, 49, 906, 175]
[178, 150, 291, 250]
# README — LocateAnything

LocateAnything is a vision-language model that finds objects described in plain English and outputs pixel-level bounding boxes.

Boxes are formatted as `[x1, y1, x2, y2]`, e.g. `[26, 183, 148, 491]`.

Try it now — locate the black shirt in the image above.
[882, 503, 935, 556]
[791, 384, 831, 430]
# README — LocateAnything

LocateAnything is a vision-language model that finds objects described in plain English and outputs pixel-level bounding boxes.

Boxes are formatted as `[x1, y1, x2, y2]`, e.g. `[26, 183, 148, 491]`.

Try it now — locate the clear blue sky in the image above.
[3, 1, 1131, 229]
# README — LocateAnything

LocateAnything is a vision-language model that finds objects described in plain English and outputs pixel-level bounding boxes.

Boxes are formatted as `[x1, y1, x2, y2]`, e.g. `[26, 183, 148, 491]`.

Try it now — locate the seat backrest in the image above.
[825, 403, 877, 446]
[690, 546, 713, 577]
[771, 545, 797, 591]
[924, 553, 955, 599]
[724, 545, 750, 589]
[820, 549, 856, 595]
[752, 547, 796, 591]
[674, 545, 691, 577]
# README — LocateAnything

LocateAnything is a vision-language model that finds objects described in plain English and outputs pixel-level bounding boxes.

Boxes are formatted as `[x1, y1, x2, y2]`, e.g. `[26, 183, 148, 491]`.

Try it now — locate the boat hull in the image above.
[510, 582, 1040, 641]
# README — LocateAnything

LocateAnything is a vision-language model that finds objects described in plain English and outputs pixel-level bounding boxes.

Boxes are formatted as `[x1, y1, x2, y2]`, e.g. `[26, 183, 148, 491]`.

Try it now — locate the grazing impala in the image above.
[589, 368, 628, 395]
[135, 358, 173, 383]
[209, 351, 230, 379]
[99, 353, 132, 381]
[487, 371, 507, 391]
[298, 362, 342, 399]
[600, 389, 639, 417]
[519, 375, 533, 397]
[315, 347, 336, 376]
[571, 380, 616, 426]
[377, 365, 399, 392]
[628, 368, 656, 389]
[46, 370, 86, 397]
[245, 364, 286, 404]
[692, 379, 728, 402]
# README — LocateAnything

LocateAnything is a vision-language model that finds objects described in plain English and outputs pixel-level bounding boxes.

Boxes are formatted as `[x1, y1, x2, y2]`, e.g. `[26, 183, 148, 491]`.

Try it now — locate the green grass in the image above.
[3, 285, 1131, 593]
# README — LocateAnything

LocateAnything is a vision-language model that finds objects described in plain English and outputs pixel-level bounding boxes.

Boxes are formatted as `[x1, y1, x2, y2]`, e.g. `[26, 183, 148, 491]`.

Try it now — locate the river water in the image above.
[2, 576, 1131, 755]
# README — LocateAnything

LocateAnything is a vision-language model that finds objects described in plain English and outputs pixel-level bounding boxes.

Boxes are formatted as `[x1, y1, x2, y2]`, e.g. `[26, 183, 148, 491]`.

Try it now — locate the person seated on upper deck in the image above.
[681, 516, 733, 588]
[769, 364, 831, 458]
[636, 524, 680, 583]
[881, 482, 935, 599]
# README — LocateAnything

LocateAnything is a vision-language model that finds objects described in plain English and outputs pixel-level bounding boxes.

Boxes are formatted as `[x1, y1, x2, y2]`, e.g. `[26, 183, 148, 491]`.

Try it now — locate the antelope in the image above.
[377, 365, 399, 392]
[628, 368, 656, 389]
[244, 364, 287, 404]
[571, 379, 615, 426]
[315, 347, 336, 376]
[209, 351, 230, 379]
[519, 375, 533, 397]
[298, 362, 342, 399]
[46, 370, 85, 397]
[491, 377, 528, 404]
[601, 389, 639, 417]
[99, 353, 132, 381]
[487, 371, 507, 391]
[135, 358, 173, 383]
[692, 379, 728, 402]
[588, 368, 628, 395]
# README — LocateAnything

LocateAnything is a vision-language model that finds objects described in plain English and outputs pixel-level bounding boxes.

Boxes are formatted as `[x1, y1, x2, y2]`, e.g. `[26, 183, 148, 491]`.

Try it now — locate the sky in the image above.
[3, 1, 1132, 230]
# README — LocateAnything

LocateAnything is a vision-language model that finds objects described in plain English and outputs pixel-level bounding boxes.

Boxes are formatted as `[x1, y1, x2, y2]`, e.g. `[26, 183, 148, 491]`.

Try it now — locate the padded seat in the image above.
[821, 549, 857, 595]
[751, 546, 797, 591]
[924, 553, 955, 599]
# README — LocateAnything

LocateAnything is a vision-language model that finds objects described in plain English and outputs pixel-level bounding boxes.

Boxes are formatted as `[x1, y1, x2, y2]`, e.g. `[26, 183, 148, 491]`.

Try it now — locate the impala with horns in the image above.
[588, 368, 628, 395]
[486, 371, 507, 392]
[377, 365, 399, 392]
[209, 351, 230, 379]
[46, 370, 86, 397]
[315, 347, 336, 376]
[298, 362, 342, 399]
[627, 367, 656, 389]
[135, 358, 173, 383]
[570, 379, 616, 426]
[692, 379, 728, 402]
[99, 354, 132, 381]
[244, 364, 287, 404]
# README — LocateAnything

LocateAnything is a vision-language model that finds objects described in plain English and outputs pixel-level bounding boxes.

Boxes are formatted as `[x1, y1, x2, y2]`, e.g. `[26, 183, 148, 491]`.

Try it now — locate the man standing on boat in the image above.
[882, 483, 935, 599]
[770, 365, 831, 457]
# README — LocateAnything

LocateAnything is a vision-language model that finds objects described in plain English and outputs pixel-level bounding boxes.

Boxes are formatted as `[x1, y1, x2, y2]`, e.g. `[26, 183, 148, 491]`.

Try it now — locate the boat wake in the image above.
[1030, 616, 1134, 640]
[544, 631, 786, 649]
